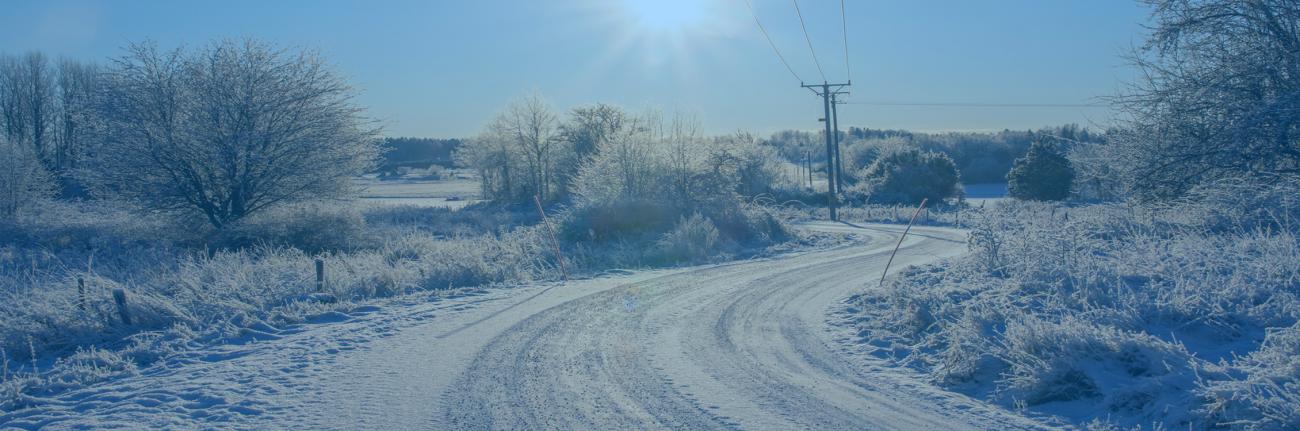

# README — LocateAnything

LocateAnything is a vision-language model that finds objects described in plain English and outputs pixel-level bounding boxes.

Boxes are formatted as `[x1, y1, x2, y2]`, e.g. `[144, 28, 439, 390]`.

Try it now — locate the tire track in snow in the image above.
[440, 223, 1052, 430]
[4, 223, 1054, 430]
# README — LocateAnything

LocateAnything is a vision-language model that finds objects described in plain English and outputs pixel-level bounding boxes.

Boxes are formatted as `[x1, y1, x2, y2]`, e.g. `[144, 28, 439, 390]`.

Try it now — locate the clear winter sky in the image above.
[0, 0, 1150, 138]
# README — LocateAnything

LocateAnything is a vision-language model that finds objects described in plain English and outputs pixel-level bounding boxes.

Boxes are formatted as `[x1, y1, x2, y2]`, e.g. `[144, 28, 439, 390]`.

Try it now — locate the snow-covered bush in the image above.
[207, 204, 375, 254]
[848, 147, 961, 205]
[848, 176, 1300, 428]
[654, 213, 723, 264]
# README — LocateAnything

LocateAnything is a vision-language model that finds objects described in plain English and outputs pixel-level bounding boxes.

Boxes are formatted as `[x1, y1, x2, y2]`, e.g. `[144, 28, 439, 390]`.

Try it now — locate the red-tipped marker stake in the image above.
[534, 195, 568, 282]
[879, 198, 927, 288]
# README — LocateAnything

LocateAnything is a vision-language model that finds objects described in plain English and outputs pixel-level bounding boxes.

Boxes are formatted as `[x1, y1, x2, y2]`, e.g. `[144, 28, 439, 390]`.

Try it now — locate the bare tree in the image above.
[0, 52, 56, 168]
[85, 40, 379, 228]
[23, 52, 54, 166]
[0, 56, 23, 146]
[504, 94, 562, 201]
[464, 94, 564, 202]
[1118, 0, 1300, 197]
[54, 58, 100, 171]
[665, 112, 702, 201]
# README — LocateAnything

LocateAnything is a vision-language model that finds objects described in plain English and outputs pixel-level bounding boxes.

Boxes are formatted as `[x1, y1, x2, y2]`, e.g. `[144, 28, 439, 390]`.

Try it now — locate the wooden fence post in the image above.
[315, 259, 325, 292]
[77, 277, 87, 312]
[112, 288, 131, 325]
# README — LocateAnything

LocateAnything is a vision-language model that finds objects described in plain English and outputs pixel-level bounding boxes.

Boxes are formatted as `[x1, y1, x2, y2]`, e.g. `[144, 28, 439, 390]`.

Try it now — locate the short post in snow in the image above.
[534, 195, 569, 282]
[879, 198, 928, 288]
[315, 258, 325, 292]
[77, 276, 87, 312]
[111, 288, 131, 325]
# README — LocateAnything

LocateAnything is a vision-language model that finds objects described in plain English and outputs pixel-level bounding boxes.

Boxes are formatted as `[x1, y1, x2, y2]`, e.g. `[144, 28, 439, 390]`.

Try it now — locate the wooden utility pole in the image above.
[806, 151, 813, 189]
[803, 81, 850, 221]
[831, 92, 847, 190]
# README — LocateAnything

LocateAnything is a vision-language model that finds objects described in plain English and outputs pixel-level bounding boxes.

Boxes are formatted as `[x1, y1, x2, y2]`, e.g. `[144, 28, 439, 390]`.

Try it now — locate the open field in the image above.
[354, 174, 483, 210]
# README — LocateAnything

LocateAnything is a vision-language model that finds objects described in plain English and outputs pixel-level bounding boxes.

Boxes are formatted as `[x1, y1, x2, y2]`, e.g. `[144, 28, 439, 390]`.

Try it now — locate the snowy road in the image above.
[3, 222, 1048, 430]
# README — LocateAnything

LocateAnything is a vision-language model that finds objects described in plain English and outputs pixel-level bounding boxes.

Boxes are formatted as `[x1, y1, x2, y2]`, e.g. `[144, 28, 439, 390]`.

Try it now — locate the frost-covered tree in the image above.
[0, 134, 54, 219]
[1117, 0, 1300, 197]
[851, 148, 960, 205]
[460, 94, 565, 202]
[84, 40, 379, 228]
[0, 52, 57, 170]
[570, 113, 660, 204]
[53, 58, 101, 172]
[557, 103, 628, 195]
[1008, 141, 1074, 201]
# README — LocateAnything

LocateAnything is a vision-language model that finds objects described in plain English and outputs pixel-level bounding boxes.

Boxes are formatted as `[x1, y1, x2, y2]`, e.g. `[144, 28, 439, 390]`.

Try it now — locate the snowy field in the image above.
[354, 175, 482, 209]
[962, 182, 1008, 207]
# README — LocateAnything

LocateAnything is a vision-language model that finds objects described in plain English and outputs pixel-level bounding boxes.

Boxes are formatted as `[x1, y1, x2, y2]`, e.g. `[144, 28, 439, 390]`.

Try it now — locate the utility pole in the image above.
[803, 81, 850, 221]
[805, 150, 813, 189]
[831, 92, 847, 191]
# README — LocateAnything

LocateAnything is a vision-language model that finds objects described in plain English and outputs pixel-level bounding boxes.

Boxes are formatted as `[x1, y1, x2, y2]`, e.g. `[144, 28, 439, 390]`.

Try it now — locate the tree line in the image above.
[456, 97, 786, 207]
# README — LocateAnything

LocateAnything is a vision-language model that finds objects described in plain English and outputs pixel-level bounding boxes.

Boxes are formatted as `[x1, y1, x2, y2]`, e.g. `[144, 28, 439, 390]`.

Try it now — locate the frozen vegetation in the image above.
[0, 194, 807, 413]
[844, 177, 1300, 429]
[2, 0, 1299, 428]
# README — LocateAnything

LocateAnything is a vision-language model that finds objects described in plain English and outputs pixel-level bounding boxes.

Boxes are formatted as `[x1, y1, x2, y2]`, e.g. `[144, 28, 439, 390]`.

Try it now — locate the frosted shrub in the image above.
[654, 213, 723, 264]
[1198, 323, 1300, 430]
[209, 204, 375, 254]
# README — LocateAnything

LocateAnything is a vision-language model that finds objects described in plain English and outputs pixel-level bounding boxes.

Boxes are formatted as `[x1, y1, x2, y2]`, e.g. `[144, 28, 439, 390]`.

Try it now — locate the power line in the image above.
[790, 0, 826, 82]
[842, 101, 1107, 107]
[839, 0, 851, 82]
[742, 0, 803, 83]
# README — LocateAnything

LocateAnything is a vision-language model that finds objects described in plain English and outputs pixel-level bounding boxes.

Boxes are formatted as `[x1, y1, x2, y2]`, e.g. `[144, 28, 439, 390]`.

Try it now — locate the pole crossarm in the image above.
[801, 82, 851, 96]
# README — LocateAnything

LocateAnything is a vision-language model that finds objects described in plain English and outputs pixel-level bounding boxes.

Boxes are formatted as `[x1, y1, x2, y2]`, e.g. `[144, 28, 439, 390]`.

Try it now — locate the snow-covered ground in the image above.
[962, 182, 1008, 207]
[354, 176, 483, 209]
[0, 222, 1049, 430]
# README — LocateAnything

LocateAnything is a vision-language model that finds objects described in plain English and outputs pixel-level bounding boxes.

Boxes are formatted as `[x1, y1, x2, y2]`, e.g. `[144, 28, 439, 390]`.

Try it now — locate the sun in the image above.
[619, 0, 710, 33]
[579, 0, 736, 80]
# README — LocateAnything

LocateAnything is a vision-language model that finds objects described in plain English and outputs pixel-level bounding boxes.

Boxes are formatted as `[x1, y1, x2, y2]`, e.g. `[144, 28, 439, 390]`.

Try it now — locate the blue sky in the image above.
[0, 0, 1150, 138]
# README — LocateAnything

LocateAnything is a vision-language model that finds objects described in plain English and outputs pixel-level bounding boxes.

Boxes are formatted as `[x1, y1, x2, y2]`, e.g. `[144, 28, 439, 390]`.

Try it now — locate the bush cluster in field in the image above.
[846, 177, 1300, 429]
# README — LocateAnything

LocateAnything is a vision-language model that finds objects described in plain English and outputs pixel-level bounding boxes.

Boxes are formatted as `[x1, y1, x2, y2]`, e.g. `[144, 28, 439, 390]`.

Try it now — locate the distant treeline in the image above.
[378, 137, 462, 172]
[762, 124, 1107, 184]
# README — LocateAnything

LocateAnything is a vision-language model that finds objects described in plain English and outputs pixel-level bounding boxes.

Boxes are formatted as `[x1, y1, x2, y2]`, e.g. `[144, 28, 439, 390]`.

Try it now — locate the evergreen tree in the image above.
[852, 148, 960, 205]
[1007, 141, 1074, 201]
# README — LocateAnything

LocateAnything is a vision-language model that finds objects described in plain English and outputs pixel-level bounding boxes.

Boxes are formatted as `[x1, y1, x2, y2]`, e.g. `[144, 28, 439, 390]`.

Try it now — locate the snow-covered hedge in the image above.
[847, 176, 1300, 429]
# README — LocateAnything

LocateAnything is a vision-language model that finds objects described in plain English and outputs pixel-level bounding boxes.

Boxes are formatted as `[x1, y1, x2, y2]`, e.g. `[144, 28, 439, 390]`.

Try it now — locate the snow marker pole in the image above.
[77, 277, 87, 312]
[879, 198, 928, 288]
[534, 195, 568, 282]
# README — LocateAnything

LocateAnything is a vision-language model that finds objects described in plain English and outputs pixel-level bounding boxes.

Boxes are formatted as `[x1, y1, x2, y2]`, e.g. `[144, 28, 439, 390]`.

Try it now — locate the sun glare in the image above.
[621, 0, 709, 32]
